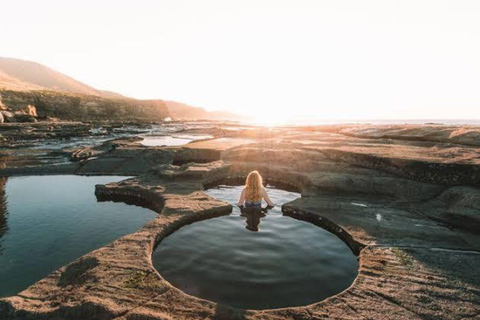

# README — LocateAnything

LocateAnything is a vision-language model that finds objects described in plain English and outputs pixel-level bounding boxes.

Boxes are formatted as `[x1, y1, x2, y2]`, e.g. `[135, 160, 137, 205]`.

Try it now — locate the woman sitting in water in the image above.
[237, 170, 274, 208]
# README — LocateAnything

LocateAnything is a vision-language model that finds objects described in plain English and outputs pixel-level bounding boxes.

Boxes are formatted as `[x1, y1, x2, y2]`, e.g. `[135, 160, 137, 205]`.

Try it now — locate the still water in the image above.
[0, 175, 156, 297]
[141, 134, 213, 146]
[153, 185, 358, 310]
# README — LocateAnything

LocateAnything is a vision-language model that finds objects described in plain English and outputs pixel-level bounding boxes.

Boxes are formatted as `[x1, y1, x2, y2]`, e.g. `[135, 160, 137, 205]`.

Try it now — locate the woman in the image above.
[237, 170, 274, 208]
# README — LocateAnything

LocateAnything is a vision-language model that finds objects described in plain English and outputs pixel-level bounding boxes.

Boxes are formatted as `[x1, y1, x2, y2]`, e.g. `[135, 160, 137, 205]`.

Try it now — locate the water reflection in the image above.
[0, 175, 157, 297]
[0, 177, 8, 253]
[239, 205, 273, 232]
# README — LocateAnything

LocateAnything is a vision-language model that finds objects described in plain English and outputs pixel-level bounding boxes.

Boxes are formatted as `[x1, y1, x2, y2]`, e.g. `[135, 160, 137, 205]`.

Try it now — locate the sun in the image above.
[252, 113, 290, 127]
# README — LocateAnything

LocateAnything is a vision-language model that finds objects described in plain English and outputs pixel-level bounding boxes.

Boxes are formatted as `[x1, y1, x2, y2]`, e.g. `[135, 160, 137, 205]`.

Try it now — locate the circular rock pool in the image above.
[152, 185, 358, 310]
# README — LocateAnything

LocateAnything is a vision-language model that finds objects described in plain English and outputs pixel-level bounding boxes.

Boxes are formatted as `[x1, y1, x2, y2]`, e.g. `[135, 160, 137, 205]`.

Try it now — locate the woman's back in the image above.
[237, 171, 274, 207]
[244, 187, 263, 207]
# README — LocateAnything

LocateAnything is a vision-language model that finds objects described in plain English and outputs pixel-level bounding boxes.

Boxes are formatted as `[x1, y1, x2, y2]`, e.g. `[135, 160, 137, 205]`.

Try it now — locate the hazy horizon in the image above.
[2, 1, 480, 123]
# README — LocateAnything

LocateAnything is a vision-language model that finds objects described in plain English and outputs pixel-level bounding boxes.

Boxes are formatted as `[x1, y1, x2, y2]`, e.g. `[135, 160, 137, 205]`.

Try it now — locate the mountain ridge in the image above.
[0, 57, 124, 98]
[0, 57, 246, 121]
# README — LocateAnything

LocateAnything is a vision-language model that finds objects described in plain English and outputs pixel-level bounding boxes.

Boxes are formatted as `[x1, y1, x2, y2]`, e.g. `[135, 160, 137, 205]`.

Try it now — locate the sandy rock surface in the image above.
[0, 123, 479, 319]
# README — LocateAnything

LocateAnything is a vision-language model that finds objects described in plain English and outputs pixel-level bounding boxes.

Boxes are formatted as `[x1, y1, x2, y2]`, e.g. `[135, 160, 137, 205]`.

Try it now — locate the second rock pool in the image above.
[152, 185, 358, 310]
[0, 175, 157, 298]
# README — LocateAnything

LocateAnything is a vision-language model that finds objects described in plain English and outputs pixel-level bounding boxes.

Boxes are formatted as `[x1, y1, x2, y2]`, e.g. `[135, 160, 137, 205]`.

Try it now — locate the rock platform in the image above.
[0, 123, 479, 319]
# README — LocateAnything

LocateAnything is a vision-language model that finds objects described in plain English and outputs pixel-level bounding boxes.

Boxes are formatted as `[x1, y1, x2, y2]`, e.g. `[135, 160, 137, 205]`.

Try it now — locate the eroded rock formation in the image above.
[0, 89, 170, 122]
[0, 123, 479, 319]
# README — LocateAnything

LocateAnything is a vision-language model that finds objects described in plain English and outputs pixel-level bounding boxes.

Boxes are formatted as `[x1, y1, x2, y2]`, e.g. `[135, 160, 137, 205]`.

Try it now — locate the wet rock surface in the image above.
[0, 122, 479, 319]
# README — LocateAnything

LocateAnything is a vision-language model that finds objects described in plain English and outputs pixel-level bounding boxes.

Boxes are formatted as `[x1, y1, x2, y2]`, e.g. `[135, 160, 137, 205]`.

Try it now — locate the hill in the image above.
[0, 57, 243, 122]
[0, 57, 171, 121]
[0, 57, 123, 98]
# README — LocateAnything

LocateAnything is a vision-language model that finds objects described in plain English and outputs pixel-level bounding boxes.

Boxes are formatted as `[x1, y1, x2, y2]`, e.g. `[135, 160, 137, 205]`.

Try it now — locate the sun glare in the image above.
[252, 113, 291, 127]
[1, 1, 480, 120]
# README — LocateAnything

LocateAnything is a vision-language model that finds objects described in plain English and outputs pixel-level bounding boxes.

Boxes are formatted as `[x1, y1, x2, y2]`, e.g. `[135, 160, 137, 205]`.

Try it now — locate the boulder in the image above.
[45, 116, 60, 122]
[13, 110, 26, 116]
[0, 94, 6, 110]
[13, 111, 37, 123]
[0, 112, 3, 123]
[24, 105, 37, 117]
[1, 111, 15, 122]
[1, 111, 14, 122]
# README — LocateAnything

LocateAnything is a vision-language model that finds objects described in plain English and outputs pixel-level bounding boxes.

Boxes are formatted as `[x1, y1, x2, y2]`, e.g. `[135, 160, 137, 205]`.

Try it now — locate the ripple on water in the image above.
[153, 185, 358, 309]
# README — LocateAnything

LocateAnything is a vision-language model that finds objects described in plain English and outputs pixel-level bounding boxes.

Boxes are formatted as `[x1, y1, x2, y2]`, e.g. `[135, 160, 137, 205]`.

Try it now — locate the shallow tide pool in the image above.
[0, 175, 156, 297]
[153, 185, 358, 310]
[141, 134, 213, 147]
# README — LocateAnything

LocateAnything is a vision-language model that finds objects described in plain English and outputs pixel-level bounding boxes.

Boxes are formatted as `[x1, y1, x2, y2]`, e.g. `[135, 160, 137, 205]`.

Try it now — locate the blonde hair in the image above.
[245, 170, 263, 202]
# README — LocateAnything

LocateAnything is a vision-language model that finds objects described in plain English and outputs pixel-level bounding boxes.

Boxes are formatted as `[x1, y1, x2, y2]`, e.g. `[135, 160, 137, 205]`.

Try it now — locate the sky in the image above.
[1, 0, 480, 122]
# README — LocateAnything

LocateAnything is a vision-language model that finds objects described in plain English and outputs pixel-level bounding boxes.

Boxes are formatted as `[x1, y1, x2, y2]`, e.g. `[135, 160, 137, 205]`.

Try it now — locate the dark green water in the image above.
[153, 185, 358, 310]
[0, 175, 156, 297]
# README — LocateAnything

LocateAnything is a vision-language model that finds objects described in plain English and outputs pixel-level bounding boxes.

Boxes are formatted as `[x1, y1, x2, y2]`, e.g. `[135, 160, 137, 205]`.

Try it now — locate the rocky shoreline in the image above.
[0, 122, 479, 319]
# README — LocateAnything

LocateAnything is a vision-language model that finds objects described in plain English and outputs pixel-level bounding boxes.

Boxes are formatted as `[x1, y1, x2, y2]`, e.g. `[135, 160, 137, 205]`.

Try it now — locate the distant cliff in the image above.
[0, 90, 170, 122]
[0, 57, 241, 122]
